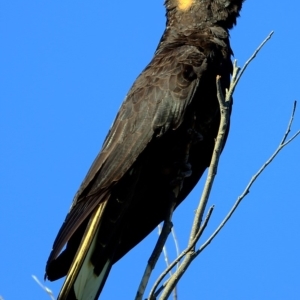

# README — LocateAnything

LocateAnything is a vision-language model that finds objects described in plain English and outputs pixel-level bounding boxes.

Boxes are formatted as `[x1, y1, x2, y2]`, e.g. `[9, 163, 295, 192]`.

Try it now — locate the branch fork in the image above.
[135, 31, 299, 300]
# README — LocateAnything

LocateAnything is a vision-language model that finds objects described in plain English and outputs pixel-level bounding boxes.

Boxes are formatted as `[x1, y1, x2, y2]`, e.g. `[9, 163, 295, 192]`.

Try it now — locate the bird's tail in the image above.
[58, 201, 112, 300]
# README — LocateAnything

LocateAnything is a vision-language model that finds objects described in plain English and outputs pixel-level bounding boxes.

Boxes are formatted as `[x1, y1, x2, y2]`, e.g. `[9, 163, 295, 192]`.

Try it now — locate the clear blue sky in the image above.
[1, 1, 300, 299]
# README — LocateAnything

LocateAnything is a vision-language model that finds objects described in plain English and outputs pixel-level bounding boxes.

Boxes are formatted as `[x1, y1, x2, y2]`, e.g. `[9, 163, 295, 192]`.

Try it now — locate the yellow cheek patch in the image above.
[178, 0, 194, 11]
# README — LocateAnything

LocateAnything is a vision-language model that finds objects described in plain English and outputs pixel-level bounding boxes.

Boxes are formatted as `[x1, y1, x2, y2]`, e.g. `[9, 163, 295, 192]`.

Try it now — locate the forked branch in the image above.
[147, 31, 298, 300]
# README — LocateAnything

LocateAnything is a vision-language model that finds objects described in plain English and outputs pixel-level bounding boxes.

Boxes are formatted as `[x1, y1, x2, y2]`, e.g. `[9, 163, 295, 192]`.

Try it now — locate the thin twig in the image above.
[158, 224, 172, 273]
[280, 101, 297, 144]
[135, 199, 175, 300]
[171, 226, 180, 297]
[154, 280, 169, 299]
[228, 31, 274, 99]
[188, 73, 232, 246]
[32, 275, 56, 300]
[171, 228, 180, 266]
[148, 206, 214, 300]
[158, 225, 178, 300]
[197, 101, 300, 255]
[187, 54, 245, 247]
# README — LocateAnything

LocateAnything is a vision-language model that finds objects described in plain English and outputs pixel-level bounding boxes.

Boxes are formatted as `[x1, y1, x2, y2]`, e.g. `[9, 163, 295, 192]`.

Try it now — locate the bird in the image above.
[45, 0, 244, 299]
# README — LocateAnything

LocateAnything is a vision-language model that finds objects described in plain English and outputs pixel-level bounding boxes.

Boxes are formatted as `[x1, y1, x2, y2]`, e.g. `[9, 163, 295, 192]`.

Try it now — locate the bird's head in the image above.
[165, 0, 244, 29]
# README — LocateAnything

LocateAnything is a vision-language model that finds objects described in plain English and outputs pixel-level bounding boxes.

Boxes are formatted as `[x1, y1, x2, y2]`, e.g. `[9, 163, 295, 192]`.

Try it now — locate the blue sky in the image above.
[1, 1, 300, 299]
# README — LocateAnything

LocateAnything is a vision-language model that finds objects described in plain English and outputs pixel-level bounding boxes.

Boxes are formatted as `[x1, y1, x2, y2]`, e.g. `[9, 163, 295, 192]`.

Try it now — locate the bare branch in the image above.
[188, 73, 231, 246]
[148, 206, 214, 300]
[197, 101, 300, 255]
[156, 32, 274, 300]
[154, 280, 169, 300]
[158, 73, 231, 300]
[282, 129, 300, 146]
[158, 225, 178, 300]
[32, 275, 55, 300]
[227, 31, 274, 99]
[135, 199, 175, 300]
[171, 228, 180, 266]
[157, 225, 172, 273]
[280, 101, 297, 145]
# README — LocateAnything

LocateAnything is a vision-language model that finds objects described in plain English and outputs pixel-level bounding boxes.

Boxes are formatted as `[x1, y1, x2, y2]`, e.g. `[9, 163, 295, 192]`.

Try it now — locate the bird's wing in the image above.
[46, 44, 208, 267]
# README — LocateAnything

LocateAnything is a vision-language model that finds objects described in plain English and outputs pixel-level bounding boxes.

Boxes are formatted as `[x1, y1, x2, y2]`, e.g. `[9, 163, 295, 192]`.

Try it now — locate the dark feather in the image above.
[46, 0, 244, 298]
